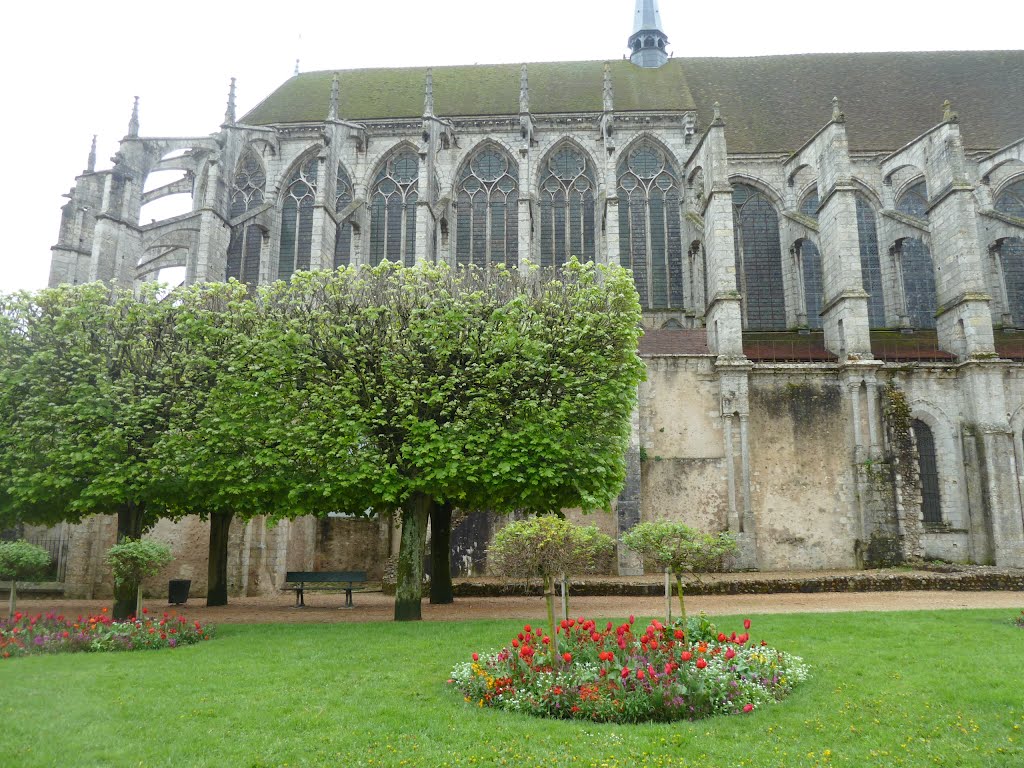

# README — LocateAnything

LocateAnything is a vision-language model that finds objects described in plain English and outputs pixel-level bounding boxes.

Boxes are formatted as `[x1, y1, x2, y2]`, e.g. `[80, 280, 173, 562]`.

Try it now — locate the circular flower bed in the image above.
[449, 614, 808, 722]
[0, 609, 214, 659]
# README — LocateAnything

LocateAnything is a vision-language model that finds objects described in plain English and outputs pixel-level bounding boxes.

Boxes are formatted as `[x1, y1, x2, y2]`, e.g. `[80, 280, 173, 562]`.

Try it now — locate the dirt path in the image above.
[15, 589, 1024, 624]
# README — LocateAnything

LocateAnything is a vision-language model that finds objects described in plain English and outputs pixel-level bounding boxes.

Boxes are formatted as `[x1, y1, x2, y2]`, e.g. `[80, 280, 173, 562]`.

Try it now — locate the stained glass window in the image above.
[455, 146, 519, 270]
[797, 190, 823, 329]
[995, 179, 1024, 326]
[617, 143, 683, 309]
[733, 184, 786, 330]
[226, 148, 266, 286]
[335, 163, 354, 268]
[369, 149, 419, 267]
[278, 156, 318, 282]
[539, 145, 596, 269]
[896, 181, 936, 328]
[856, 196, 886, 328]
[913, 419, 942, 524]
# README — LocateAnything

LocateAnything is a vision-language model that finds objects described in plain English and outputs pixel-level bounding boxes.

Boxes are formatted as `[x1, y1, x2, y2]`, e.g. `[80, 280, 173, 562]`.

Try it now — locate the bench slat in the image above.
[285, 571, 367, 583]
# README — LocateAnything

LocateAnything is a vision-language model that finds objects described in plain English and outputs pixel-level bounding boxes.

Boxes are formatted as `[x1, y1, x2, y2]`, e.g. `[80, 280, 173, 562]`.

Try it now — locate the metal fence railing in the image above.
[2, 530, 71, 583]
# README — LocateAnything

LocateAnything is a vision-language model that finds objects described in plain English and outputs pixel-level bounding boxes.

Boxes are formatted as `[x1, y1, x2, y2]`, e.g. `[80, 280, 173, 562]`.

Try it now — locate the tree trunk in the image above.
[113, 502, 145, 620]
[206, 511, 234, 607]
[429, 503, 453, 605]
[7, 580, 15, 621]
[665, 569, 672, 626]
[394, 492, 432, 621]
[675, 573, 687, 626]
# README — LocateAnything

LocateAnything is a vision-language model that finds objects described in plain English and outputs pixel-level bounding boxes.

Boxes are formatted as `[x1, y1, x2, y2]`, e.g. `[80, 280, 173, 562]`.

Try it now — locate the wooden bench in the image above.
[284, 571, 370, 608]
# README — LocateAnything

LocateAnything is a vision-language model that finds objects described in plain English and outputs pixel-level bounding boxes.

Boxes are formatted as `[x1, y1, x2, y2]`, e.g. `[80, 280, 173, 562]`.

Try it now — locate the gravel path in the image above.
[15, 588, 1023, 624]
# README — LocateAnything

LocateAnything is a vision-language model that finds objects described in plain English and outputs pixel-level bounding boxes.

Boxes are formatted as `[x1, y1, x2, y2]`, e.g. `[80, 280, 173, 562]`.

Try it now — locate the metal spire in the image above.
[628, 0, 669, 68]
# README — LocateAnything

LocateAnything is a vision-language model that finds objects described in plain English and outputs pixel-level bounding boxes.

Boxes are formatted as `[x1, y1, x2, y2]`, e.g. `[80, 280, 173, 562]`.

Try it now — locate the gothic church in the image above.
[46, 1, 1024, 596]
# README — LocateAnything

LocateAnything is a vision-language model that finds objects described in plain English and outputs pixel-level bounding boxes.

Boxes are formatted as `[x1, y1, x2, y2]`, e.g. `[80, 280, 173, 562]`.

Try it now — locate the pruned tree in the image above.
[105, 538, 173, 619]
[489, 514, 613, 660]
[0, 540, 51, 619]
[278, 260, 644, 620]
[621, 521, 737, 624]
[0, 284, 191, 618]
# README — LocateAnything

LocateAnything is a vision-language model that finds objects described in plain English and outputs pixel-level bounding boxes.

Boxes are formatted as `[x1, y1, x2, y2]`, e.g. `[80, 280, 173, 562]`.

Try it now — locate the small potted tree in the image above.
[488, 515, 612, 664]
[622, 521, 736, 625]
[106, 539, 173, 620]
[0, 540, 52, 619]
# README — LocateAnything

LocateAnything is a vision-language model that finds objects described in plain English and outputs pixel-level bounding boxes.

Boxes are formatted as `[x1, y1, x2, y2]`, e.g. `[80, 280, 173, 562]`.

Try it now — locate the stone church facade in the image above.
[44, 2, 1024, 597]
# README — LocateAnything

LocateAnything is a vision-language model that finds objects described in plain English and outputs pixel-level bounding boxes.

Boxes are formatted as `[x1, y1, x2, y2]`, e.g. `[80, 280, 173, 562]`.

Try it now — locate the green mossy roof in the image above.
[242, 51, 1024, 152]
[242, 60, 694, 124]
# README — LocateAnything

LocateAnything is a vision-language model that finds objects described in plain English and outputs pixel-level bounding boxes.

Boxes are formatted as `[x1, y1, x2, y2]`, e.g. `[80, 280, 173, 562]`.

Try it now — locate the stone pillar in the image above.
[615, 401, 643, 576]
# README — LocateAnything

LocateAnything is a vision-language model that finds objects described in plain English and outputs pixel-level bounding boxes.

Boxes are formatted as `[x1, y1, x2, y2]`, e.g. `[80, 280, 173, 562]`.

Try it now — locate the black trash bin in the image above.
[168, 579, 191, 605]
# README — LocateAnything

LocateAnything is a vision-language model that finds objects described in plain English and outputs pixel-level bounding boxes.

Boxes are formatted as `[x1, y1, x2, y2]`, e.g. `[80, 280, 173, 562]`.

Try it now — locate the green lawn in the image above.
[1, 609, 1022, 767]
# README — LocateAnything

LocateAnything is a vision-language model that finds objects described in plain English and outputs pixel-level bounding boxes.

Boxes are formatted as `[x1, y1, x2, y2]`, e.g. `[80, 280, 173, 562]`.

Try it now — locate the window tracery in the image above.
[855, 196, 886, 328]
[912, 419, 942, 524]
[369, 150, 419, 267]
[335, 163, 354, 268]
[995, 179, 1024, 326]
[278, 156, 318, 281]
[617, 143, 683, 309]
[226, 149, 266, 286]
[538, 145, 597, 269]
[796, 189, 823, 329]
[895, 181, 936, 328]
[732, 184, 786, 330]
[455, 146, 519, 270]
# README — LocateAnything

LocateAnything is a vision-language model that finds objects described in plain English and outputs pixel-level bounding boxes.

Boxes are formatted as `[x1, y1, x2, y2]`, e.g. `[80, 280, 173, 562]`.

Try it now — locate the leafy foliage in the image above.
[0, 540, 51, 582]
[621, 521, 737, 622]
[105, 538, 172, 588]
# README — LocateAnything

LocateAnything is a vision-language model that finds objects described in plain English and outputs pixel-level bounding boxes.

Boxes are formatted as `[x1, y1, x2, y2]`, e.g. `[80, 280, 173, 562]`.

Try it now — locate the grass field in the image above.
[1, 609, 1021, 767]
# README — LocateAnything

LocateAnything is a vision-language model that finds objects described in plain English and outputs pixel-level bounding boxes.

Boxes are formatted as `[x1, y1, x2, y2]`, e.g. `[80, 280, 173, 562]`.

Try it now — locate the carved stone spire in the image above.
[628, 0, 669, 68]
[519, 64, 529, 114]
[424, 69, 434, 116]
[87, 135, 97, 173]
[831, 95, 844, 123]
[224, 77, 237, 125]
[128, 97, 140, 138]
[603, 63, 614, 112]
[328, 73, 340, 121]
[943, 98, 959, 123]
[712, 101, 724, 125]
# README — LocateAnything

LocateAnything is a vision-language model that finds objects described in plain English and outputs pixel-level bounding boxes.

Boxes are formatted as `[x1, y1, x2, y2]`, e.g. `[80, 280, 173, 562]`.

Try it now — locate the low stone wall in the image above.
[447, 567, 1024, 598]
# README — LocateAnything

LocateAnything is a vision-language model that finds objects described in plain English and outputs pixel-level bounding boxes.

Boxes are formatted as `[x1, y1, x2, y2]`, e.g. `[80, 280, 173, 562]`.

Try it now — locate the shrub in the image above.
[0, 540, 52, 619]
[621, 521, 737, 624]
[449, 614, 808, 723]
[489, 515, 613, 661]
[0, 609, 213, 659]
[106, 539, 173, 618]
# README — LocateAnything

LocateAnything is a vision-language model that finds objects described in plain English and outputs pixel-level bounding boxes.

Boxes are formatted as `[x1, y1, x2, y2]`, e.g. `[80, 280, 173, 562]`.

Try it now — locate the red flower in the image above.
[542, 636, 550, 645]
[591, 632, 601, 642]
[717, 633, 727, 642]
[637, 670, 645, 680]
[629, 615, 635, 624]
[524, 624, 531, 633]
[695, 658, 707, 669]
[472, 653, 479, 661]
[512, 639, 520, 648]
[725, 647, 736, 660]
[674, 629, 684, 640]
[563, 653, 572, 663]
[681, 651, 693, 662]
[743, 619, 752, 630]
[743, 703, 754, 713]
[621, 667, 630, 679]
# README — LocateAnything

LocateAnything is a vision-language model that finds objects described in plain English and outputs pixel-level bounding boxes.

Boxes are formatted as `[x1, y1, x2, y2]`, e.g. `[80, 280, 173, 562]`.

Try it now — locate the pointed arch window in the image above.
[226, 148, 266, 286]
[369, 149, 419, 267]
[278, 156, 318, 282]
[455, 146, 519, 270]
[335, 163, 354, 268]
[895, 181, 936, 329]
[994, 179, 1024, 326]
[539, 145, 597, 268]
[796, 189, 823, 329]
[912, 419, 942, 524]
[617, 142, 684, 309]
[733, 184, 786, 330]
[855, 195, 886, 328]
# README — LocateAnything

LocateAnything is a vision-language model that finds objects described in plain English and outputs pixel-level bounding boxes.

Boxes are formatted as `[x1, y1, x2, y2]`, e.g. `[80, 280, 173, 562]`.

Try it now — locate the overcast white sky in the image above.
[1, 0, 1019, 293]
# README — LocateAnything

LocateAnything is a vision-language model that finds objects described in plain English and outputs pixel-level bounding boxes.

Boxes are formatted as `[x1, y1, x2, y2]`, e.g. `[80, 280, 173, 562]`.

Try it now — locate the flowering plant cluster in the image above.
[449, 614, 808, 723]
[0, 608, 213, 659]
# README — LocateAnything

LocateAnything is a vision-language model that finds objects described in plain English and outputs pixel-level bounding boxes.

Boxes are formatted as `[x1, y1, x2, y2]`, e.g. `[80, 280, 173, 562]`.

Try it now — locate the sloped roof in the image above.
[242, 59, 694, 123]
[241, 51, 1024, 152]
